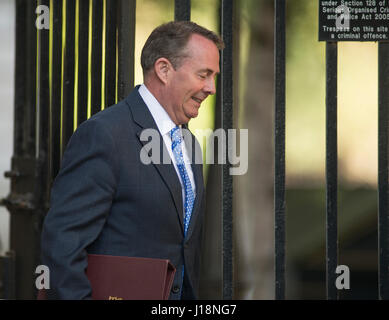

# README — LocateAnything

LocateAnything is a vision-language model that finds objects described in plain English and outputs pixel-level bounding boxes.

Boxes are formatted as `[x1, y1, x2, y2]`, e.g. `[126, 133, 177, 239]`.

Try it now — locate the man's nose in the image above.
[204, 77, 216, 95]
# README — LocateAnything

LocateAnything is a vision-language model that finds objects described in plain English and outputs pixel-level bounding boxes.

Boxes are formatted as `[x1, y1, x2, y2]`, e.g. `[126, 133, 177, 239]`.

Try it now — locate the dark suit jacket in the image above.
[40, 86, 206, 300]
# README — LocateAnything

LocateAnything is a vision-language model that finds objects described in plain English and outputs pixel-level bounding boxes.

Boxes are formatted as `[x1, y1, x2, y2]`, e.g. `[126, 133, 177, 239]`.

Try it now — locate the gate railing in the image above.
[1, 0, 389, 301]
[1, 0, 137, 299]
[0, 0, 235, 300]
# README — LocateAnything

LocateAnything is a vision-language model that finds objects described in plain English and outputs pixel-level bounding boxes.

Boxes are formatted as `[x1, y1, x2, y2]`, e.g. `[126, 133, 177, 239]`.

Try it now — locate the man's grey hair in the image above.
[141, 21, 224, 77]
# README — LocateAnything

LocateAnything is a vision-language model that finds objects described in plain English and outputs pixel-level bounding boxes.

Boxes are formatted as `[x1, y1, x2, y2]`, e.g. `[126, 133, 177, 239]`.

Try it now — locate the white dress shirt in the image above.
[138, 84, 196, 205]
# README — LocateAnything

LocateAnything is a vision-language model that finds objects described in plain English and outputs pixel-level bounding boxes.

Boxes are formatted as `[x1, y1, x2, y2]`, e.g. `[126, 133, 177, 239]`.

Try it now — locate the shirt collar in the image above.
[138, 84, 177, 136]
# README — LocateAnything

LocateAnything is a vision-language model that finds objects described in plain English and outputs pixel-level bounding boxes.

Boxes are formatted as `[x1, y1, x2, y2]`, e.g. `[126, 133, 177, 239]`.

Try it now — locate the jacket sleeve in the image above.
[41, 119, 118, 299]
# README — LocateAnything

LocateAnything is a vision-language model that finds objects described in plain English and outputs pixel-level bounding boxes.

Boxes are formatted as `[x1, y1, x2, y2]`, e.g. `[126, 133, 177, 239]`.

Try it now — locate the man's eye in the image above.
[198, 74, 206, 79]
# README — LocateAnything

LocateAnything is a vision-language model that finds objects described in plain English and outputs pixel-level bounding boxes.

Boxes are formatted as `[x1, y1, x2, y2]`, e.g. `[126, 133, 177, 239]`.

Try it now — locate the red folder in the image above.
[38, 254, 176, 300]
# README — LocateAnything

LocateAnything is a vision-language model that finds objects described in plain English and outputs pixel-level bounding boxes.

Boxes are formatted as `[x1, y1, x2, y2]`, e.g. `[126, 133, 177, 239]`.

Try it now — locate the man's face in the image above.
[166, 34, 220, 125]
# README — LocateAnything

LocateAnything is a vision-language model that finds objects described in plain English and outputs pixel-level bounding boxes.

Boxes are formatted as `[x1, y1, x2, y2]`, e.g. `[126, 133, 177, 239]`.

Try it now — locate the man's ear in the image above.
[153, 58, 172, 84]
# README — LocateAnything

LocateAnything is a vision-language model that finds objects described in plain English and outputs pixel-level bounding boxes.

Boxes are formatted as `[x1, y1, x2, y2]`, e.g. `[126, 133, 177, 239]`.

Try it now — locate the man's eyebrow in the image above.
[199, 68, 220, 75]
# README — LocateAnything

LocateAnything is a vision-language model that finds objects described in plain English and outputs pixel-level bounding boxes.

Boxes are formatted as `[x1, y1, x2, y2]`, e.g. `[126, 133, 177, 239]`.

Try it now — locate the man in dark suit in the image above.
[40, 21, 223, 300]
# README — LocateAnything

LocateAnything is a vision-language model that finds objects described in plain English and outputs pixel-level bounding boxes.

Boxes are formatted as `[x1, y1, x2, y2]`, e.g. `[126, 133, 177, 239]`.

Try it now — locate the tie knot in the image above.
[170, 126, 181, 144]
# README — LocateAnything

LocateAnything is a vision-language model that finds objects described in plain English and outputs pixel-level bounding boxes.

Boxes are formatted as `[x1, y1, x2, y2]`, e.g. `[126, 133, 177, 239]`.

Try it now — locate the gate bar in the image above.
[37, 0, 50, 207]
[91, 0, 103, 116]
[378, 42, 389, 300]
[104, 0, 117, 108]
[7, 0, 38, 300]
[76, 0, 89, 126]
[13, 0, 29, 157]
[117, 0, 136, 100]
[174, 0, 191, 21]
[49, 0, 63, 183]
[221, 0, 233, 300]
[274, 0, 286, 300]
[25, 0, 38, 157]
[325, 42, 338, 300]
[61, 0, 76, 155]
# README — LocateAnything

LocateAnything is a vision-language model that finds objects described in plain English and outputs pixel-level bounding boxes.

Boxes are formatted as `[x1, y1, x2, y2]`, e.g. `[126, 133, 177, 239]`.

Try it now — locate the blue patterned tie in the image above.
[170, 126, 195, 236]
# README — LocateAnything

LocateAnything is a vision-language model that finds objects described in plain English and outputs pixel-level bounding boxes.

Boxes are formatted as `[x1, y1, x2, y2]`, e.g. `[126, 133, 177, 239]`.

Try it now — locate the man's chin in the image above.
[188, 112, 199, 121]
[189, 107, 200, 118]
[180, 112, 197, 124]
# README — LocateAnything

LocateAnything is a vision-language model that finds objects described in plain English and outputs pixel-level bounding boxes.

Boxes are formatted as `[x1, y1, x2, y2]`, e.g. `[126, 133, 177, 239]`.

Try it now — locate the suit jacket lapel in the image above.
[182, 128, 204, 240]
[125, 87, 185, 236]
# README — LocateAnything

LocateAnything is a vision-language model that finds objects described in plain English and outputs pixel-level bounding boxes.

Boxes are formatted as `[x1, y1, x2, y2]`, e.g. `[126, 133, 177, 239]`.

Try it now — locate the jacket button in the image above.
[172, 286, 180, 294]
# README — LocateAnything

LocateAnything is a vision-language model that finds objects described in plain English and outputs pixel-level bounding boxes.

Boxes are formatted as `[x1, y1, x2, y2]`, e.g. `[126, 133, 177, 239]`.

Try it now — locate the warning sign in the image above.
[319, 0, 389, 41]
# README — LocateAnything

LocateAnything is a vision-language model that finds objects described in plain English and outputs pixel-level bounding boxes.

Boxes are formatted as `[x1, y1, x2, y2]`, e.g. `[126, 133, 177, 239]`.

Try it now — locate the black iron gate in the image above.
[1, 0, 137, 299]
[273, 0, 389, 300]
[0, 0, 234, 300]
[0, 0, 388, 301]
